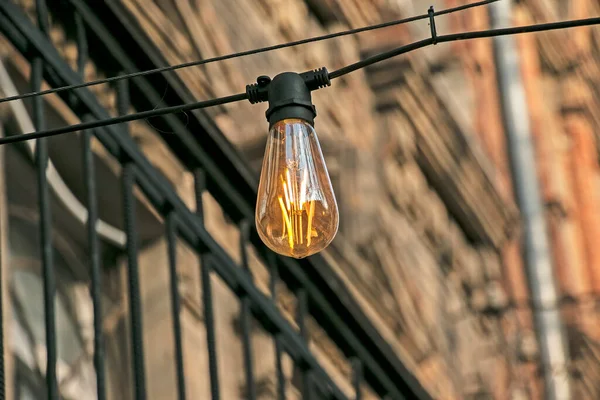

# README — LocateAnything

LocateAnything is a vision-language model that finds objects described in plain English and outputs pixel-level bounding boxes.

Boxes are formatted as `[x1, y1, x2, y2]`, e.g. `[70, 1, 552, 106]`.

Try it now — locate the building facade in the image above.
[0, 0, 600, 399]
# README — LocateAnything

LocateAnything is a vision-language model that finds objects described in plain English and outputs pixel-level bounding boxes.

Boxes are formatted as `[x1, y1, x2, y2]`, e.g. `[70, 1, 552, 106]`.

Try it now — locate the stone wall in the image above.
[512, 1, 600, 397]
[113, 0, 526, 398]
[7, 0, 600, 398]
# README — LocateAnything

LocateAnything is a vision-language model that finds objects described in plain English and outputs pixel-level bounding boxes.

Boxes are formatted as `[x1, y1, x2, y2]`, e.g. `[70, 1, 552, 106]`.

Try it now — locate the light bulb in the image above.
[256, 118, 338, 258]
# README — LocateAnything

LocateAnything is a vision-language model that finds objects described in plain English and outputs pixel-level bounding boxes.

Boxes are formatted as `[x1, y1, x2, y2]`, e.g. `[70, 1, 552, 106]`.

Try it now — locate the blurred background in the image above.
[1, 0, 599, 399]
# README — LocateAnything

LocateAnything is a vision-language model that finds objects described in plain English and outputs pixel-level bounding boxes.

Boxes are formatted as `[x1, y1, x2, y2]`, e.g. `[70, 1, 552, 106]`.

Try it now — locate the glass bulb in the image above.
[256, 118, 339, 259]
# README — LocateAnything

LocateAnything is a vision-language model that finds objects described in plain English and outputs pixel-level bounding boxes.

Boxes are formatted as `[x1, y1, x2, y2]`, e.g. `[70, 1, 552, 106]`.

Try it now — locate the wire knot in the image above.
[428, 6, 438, 45]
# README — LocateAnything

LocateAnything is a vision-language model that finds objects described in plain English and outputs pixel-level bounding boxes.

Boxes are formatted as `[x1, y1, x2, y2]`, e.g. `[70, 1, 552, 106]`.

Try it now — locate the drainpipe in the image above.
[489, 2, 570, 399]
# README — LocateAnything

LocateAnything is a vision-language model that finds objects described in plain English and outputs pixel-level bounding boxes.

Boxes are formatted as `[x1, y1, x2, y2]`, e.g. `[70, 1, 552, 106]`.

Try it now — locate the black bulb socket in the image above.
[246, 67, 331, 128]
[266, 72, 316, 127]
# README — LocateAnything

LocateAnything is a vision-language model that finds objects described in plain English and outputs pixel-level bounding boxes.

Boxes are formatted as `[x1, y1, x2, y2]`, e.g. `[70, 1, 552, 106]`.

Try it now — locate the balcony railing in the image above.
[0, 0, 432, 399]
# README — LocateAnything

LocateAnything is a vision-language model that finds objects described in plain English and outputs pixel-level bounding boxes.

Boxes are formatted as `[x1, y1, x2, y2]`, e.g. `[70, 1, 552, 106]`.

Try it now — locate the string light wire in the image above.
[0, 0, 499, 106]
[1, 7, 600, 145]
[329, 15, 600, 78]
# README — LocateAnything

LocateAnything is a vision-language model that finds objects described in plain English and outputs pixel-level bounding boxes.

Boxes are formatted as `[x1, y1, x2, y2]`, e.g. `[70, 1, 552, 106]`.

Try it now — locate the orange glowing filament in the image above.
[277, 169, 316, 250]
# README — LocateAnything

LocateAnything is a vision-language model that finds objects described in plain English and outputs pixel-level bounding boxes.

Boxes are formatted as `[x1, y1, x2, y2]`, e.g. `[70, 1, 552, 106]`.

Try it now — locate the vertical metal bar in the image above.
[33, 2, 58, 398]
[193, 169, 205, 224]
[201, 258, 220, 400]
[0, 124, 7, 400]
[239, 220, 256, 400]
[76, 8, 106, 397]
[240, 297, 256, 400]
[268, 253, 286, 400]
[195, 168, 220, 400]
[82, 117, 106, 400]
[32, 60, 59, 400]
[74, 11, 87, 78]
[118, 77, 146, 400]
[352, 358, 363, 400]
[166, 212, 186, 400]
[34, 80, 58, 400]
[239, 220, 251, 274]
[35, 0, 50, 35]
[122, 163, 146, 400]
[296, 288, 312, 400]
[116, 76, 131, 117]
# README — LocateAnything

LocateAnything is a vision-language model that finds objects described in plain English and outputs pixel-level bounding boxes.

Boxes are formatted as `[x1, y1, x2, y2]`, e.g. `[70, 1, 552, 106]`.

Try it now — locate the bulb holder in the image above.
[246, 67, 331, 127]
[266, 72, 316, 126]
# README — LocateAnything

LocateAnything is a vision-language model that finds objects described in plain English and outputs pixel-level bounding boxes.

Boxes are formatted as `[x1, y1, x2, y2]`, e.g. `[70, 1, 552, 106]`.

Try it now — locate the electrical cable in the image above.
[0, 58, 126, 246]
[329, 16, 600, 78]
[0, 92, 247, 145]
[0, 0, 499, 105]
[2, 10, 600, 145]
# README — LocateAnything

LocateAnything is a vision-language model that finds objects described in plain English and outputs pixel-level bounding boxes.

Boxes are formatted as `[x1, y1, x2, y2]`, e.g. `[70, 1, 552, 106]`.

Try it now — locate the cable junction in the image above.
[0, 0, 498, 105]
[1, 5, 600, 146]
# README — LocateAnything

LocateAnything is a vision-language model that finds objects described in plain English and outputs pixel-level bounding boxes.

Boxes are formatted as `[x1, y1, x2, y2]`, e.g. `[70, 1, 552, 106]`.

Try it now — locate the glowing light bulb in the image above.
[256, 118, 338, 258]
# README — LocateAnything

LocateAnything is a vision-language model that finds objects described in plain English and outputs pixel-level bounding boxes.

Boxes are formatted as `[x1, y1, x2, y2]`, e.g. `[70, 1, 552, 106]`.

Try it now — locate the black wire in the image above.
[328, 38, 432, 79]
[329, 16, 600, 79]
[0, 92, 247, 144]
[0, 0, 499, 105]
[2, 13, 600, 146]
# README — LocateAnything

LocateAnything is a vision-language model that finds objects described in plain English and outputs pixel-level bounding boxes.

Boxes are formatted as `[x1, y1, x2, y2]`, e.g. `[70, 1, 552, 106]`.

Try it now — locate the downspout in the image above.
[489, 2, 570, 399]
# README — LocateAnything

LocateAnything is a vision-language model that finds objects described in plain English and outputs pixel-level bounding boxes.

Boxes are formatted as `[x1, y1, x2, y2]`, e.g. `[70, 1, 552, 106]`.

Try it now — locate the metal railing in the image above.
[0, 0, 432, 399]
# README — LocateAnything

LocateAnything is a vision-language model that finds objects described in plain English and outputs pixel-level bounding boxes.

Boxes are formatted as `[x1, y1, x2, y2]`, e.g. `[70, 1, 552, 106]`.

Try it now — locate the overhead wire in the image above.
[2, 2, 600, 146]
[0, 92, 247, 145]
[0, 0, 499, 105]
[328, 15, 600, 78]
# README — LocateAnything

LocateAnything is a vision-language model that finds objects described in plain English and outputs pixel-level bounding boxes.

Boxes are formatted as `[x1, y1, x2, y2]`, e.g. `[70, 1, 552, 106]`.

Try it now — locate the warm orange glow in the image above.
[256, 119, 338, 258]
[275, 169, 317, 249]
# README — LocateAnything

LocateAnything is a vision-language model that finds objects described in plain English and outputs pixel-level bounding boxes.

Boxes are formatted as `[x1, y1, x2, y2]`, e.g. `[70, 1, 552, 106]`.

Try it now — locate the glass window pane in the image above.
[12, 270, 83, 364]
[19, 383, 39, 400]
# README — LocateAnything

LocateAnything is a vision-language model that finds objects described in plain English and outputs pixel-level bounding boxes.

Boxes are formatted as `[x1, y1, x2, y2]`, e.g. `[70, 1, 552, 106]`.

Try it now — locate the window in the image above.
[8, 215, 94, 399]
[6, 210, 135, 399]
[1, 76, 134, 398]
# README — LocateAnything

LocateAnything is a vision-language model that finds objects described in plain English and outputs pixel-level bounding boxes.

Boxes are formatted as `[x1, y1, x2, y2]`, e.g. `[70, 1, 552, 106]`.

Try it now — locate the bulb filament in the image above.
[277, 169, 316, 250]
